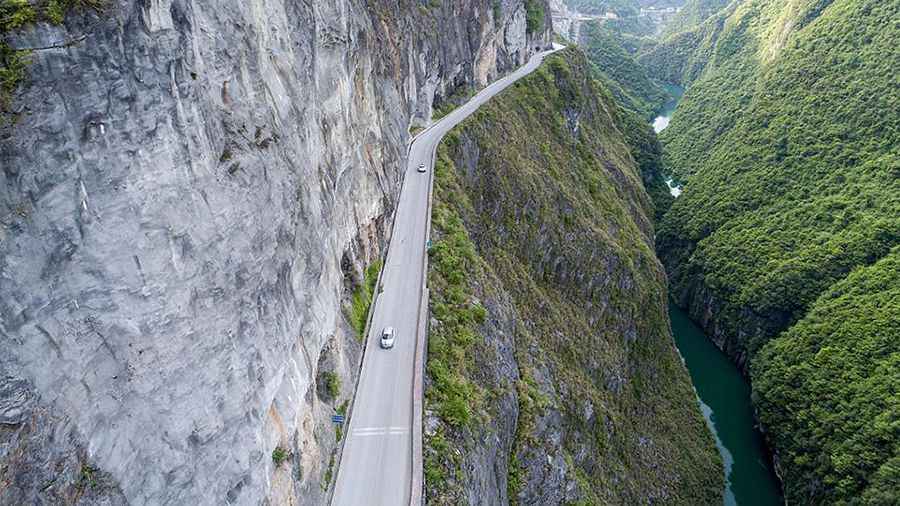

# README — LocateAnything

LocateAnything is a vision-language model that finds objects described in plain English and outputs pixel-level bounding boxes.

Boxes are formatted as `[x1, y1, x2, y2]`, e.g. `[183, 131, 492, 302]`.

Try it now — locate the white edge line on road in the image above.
[407, 43, 567, 506]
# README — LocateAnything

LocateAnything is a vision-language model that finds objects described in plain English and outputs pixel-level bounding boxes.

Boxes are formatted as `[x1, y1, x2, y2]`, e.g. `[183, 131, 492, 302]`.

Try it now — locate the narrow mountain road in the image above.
[331, 44, 565, 506]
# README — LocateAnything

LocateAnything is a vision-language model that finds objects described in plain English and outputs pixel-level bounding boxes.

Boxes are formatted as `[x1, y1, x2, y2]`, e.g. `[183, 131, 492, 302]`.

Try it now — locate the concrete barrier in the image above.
[409, 118, 437, 506]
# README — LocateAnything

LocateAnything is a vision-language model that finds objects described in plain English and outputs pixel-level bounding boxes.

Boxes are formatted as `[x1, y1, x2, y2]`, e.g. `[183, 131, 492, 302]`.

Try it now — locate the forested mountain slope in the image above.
[659, 0, 732, 37]
[578, 20, 669, 118]
[424, 48, 722, 505]
[652, 0, 899, 502]
[635, 0, 740, 85]
[752, 247, 899, 504]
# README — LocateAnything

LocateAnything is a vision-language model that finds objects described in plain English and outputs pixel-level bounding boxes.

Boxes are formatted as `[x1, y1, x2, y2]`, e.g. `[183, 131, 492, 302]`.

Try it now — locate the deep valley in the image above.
[0, 0, 896, 504]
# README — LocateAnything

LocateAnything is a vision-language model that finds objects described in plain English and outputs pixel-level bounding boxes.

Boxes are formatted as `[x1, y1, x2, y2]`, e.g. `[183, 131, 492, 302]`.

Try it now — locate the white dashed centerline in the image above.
[353, 427, 409, 437]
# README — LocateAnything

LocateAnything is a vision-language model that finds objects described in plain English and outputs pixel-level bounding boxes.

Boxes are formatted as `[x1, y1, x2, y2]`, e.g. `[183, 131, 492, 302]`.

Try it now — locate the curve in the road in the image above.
[331, 43, 565, 506]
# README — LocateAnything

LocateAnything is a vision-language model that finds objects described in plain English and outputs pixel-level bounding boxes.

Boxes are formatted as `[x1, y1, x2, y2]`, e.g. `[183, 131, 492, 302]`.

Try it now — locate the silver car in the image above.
[417, 163, 427, 173]
[380, 326, 395, 349]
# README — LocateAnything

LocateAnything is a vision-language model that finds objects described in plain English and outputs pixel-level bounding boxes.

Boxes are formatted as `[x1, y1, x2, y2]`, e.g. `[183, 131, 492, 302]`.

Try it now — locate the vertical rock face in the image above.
[0, 0, 550, 504]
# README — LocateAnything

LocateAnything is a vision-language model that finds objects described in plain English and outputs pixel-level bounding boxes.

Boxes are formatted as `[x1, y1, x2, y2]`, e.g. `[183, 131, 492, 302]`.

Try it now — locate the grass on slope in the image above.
[425, 48, 722, 505]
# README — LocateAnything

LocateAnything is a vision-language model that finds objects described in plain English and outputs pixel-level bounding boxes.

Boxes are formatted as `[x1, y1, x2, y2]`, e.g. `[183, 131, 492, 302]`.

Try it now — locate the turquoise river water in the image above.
[669, 305, 783, 505]
[654, 87, 783, 505]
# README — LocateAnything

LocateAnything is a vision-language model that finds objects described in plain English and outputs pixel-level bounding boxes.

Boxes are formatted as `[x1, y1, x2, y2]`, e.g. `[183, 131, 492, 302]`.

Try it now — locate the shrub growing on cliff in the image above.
[77, 463, 98, 490]
[348, 260, 381, 339]
[0, 0, 35, 30]
[0, 0, 104, 113]
[0, 0, 33, 111]
[424, 429, 452, 489]
[322, 371, 340, 399]
[524, 0, 544, 35]
[272, 446, 290, 467]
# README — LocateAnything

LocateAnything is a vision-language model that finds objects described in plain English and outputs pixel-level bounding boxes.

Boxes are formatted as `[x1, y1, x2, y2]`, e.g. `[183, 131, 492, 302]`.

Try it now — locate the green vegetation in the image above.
[752, 249, 900, 503]
[272, 446, 290, 467]
[637, 0, 740, 86]
[524, 0, 544, 34]
[1, 0, 35, 111]
[431, 102, 456, 121]
[568, 18, 675, 218]
[322, 371, 340, 399]
[426, 166, 485, 428]
[321, 453, 335, 490]
[654, 0, 900, 502]
[573, 10, 684, 221]
[506, 339, 552, 505]
[661, 0, 732, 38]
[0, 39, 28, 110]
[0, 0, 35, 31]
[335, 400, 348, 442]
[77, 463, 97, 490]
[506, 451, 521, 505]
[424, 428, 454, 491]
[619, 109, 673, 220]
[1, 0, 103, 113]
[579, 21, 669, 118]
[425, 48, 722, 504]
[348, 259, 381, 339]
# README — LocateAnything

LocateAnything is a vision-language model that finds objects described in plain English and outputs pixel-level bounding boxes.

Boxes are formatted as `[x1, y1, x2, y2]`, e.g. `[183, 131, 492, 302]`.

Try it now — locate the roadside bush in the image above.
[348, 259, 382, 339]
[322, 371, 340, 399]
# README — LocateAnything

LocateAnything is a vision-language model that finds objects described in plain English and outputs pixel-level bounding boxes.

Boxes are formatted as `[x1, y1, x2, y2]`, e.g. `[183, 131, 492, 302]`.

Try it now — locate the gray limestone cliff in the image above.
[0, 1, 550, 504]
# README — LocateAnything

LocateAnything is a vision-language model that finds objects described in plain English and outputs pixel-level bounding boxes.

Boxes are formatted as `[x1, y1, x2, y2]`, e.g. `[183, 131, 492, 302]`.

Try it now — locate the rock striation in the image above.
[0, 0, 550, 504]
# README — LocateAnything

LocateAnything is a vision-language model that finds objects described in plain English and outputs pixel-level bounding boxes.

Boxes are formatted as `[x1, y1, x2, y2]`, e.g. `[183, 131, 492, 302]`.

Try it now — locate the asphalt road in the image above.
[331, 44, 564, 506]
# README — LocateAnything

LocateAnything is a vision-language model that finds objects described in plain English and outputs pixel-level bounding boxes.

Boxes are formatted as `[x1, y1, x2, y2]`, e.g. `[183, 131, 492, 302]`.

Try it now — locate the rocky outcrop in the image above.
[0, 0, 550, 504]
[661, 237, 792, 373]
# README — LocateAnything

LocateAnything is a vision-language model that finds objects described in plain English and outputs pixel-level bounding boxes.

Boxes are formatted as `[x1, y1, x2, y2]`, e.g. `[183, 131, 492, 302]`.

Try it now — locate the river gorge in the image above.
[653, 97, 783, 506]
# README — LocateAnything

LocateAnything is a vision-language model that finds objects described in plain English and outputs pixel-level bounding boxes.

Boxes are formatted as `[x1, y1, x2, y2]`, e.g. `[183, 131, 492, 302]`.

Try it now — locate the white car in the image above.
[417, 163, 427, 173]
[380, 326, 395, 349]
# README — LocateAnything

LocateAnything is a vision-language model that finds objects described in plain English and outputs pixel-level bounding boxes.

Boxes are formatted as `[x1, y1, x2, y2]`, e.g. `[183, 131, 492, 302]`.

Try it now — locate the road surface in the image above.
[331, 44, 564, 506]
